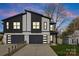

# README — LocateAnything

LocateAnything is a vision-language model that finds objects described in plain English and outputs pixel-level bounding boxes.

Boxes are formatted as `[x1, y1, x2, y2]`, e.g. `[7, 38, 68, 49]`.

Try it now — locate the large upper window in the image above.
[13, 22, 20, 29]
[43, 22, 47, 30]
[33, 22, 40, 29]
[6, 22, 9, 29]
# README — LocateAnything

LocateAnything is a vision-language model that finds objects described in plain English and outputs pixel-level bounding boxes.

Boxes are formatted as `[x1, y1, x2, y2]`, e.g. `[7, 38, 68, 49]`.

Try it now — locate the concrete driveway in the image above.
[12, 44, 57, 56]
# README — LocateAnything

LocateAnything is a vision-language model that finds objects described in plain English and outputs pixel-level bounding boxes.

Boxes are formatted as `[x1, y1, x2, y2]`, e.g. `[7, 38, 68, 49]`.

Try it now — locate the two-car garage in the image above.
[7, 35, 43, 44]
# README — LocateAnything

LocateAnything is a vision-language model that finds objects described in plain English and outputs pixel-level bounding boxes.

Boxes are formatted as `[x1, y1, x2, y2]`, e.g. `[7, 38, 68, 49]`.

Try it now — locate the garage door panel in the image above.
[29, 35, 43, 44]
[11, 35, 24, 44]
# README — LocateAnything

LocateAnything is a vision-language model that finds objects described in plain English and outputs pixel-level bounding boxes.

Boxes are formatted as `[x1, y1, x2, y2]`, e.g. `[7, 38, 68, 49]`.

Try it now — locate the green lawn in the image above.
[50, 45, 79, 56]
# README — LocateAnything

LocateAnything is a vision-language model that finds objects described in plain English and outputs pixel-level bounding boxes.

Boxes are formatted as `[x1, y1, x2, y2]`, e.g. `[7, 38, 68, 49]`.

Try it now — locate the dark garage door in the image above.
[11, 35, 24, 44]
[29, 35, 43, 44]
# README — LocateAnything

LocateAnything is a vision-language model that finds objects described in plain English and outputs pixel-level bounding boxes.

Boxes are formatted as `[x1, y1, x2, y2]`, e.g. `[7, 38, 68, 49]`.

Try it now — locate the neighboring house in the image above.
[57, 38, 63, 44]
[63, 30, 79, 45]
[2, 10, 57, 44]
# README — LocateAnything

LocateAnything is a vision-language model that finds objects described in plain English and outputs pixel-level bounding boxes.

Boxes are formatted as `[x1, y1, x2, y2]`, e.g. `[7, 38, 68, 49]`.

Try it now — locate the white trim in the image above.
[24, 35, 29, 44]
[27, 12, 31, 31]
[2, 34, 7, 44]
[22, 14, 27, 31]
[42, 17, 49, 31]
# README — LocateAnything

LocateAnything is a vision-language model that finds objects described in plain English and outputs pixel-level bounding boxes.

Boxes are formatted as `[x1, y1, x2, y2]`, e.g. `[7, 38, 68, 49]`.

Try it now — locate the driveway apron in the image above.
[12, 44, 57, 56]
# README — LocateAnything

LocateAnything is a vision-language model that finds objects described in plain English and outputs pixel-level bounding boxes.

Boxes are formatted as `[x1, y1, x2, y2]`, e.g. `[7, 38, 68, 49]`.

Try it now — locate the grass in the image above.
[50, 44, 79, 56]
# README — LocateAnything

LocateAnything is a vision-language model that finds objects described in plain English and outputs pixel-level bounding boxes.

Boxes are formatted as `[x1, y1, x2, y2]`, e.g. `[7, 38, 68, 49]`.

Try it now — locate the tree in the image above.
[43, 3, 66, 30]
[60, 17, 79, 39]
[67, 17, 79, 34]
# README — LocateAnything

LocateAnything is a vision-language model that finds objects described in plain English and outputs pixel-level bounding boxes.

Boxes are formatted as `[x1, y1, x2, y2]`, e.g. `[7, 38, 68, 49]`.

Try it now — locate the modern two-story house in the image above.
[2, 10, 57, 44]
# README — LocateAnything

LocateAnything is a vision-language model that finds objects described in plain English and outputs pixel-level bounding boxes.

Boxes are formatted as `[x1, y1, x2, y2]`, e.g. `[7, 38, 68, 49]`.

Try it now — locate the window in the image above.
[6, 22, 9, 29]
[50, 25, 54, 31]
[33, 22, 40, 29]
[7, 35, 11, 40]
[44, 22, 47, 30]
[50, 35, 52, 41]
[72, 39, 77, 44]
[7, 35, 11, 44]
[13, 22, 20, 29]
[43, 35, 47, 39]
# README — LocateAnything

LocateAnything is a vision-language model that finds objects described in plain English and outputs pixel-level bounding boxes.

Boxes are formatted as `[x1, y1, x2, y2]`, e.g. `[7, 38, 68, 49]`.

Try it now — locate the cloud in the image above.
[0, 4, 44, 19]
[62, 10, 77, 18]
[0, 4, 77, 20]
[11, 4, 44, 14]
[0, 9, 18, 18]
[0, 4, 32, 19]
[4, 11, 17, 17]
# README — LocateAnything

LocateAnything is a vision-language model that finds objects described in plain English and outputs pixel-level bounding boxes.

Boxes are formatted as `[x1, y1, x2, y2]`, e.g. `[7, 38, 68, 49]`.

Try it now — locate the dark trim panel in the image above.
[3, 15, 23, 33]
[31, 13, 42, 33]
[2, 13, 26, 21]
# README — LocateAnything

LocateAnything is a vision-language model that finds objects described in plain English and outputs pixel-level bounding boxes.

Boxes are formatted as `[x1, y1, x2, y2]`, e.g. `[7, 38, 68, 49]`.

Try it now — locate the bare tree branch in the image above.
[43, 3, 67, 30]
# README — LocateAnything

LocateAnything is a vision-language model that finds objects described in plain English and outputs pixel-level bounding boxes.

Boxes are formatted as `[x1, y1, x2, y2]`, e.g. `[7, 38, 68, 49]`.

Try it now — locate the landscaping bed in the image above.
[4, 43, 26, 56]
[50, 45, 79, 56]
[0, 44, 26, 56]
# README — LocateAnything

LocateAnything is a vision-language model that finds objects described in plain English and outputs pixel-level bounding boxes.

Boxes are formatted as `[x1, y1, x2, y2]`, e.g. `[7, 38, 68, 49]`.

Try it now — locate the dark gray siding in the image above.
[3, 15, 23, 33]
[31, 13, 42, 33]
